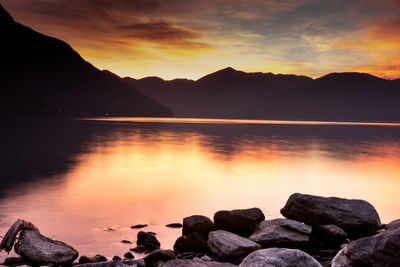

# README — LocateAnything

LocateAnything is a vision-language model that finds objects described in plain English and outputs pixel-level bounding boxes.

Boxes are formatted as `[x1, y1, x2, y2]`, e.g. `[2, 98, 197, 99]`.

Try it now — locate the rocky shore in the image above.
[1, 193, 399, 267]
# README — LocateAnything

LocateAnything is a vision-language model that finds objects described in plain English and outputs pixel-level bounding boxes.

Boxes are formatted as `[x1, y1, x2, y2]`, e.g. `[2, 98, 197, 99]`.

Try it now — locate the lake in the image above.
[1, 117, 400, 261]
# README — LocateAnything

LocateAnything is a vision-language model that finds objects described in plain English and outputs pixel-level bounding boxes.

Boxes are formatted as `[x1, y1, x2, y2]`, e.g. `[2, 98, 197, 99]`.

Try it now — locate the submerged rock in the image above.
[14, 230, 78, 266]
[214, 208, 265, 237]
[137, 231, 160, 251]
[249, 218, 311, 248]
[239, 248, 322, 267]
[166, 223, 183, 228]
[163, 258, 237, 267]
[174, 232, 207, 254]
[183, 215, 215, 239]
[331, 224, 400, 266]
[131, 224, 148, 229]
[207, 230, 261, 259]
[281, 193, 381, 239]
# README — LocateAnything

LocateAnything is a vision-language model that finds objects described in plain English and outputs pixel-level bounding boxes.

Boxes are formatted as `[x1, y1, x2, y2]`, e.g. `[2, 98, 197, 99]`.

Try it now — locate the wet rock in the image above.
[214, 208, 265, 237]
[310, 224, 348, 248]
[207, 230, 261, 259]
[131, 224, 148, 229]
[174, 232, 207, 254]
[137, 231, 160, 251]
[166, 223, 183, 228]
[14, 230, 78, 266]
[163, 258, 237, 267]
[331, 225, 400, 266]
[183, 215, 215, 239]
[77, 254, 106, 263]
[249, 218, 311, 248]
[3, 257, 27, 266]
[122, 240, 132, 244]
[239, 248, 322, 267]
[144, 249, 175, 267]
[280, 193, 381, 239]
[130, 245, 146, 254]
[123, 252, 134, 259]
[112, 256, 121, 261]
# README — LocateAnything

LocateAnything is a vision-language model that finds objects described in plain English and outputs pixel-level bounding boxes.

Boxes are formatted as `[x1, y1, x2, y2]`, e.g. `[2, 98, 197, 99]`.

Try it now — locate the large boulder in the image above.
[331, 224, 400, 266]
[214, 208, 265, 237]
[183, 215, 215, 239]
[249, 218, 311, 248]
[310, 224, 348, 248]
[207, 230, 261, 259]
[239, 248, 322, 267]
[386, 219, 400, 230]
[174, 232, 207, 254]
[280, 193, 381, 239]
[14, 230, 78, 266]
[163, 258, 237, 267]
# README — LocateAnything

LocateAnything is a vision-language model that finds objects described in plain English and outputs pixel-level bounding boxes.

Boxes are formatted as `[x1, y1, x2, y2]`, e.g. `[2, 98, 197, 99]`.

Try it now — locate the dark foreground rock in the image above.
[79, 255, 108, 264]
[137, 231, 160, 251]
[174, 232, 207, 254]
[249, 218, 311, 248]
[163, 258, 237, 267]
[183, 215, 215, 238]
[281, 193, 381, 239]
[214, 208, 265, 237]
[310, 224, 348, 248]
[331, 221, 400, 266]
[239, 248, 322, 267]
[74, 259, 145, 267]
[14, 230, 78, 266]
[143, 249, 175, 267]
[207, 230, 261, 259]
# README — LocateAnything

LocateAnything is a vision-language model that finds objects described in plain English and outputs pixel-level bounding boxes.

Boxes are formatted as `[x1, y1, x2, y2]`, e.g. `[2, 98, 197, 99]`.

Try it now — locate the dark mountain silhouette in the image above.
[124, 68, 400, 121]
[123, 67, 312, 118]
[0, 4, 173, 117]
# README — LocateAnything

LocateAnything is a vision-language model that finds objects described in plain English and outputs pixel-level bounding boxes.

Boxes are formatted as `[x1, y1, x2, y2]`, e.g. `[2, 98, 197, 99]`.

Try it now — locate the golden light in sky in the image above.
[2, 0, 400, 80]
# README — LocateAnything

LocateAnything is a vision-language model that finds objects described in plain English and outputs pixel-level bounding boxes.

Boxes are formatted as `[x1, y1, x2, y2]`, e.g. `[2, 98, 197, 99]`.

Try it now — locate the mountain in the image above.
[239, 72, 400, 121]
[0, 4, 173, 117]
[123, 67, 312, 118]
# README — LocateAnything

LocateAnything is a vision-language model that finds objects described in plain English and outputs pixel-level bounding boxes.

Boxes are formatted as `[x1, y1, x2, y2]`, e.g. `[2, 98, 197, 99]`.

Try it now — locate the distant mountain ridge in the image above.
[0, 4, 173, 117]
[123, 68, 400, 121]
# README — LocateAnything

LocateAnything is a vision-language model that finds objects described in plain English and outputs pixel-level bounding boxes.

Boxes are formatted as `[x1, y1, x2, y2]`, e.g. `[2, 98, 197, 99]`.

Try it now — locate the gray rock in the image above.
[162, 258, 237, 267]
[239, 248, 322, 267]
[207, 230, 261, 259]
[386, 219, 400, 230]
[249, 218, 311, 248]
[174, 232, 207, 254]
[14, 230, 78, 266]
[183, 215, 215, 239]
[310, 224, 348, 248]
[331, 225, 400, 266]
[280, 193, 381, 239]
[75, 259, 144, 267]
[214, 208, 265, 237]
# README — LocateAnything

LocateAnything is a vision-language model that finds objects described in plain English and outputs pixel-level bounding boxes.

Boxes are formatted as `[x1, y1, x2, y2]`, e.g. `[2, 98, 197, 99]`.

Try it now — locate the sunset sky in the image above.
[2, 0, 400, 80]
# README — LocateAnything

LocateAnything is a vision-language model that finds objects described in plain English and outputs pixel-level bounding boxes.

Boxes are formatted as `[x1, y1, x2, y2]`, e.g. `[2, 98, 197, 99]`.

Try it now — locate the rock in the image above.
[123, 252, 134, 259]
[310, 224, 348, 248]
[112, 256, 122, 261]
[79, 255, 108, 264]
[3, 257, 27, 266]
[14, 230, 78, 266]
[137, 231, 160, 251]
[239, 248, 322, 267]
[174, 232, 207, 254]
[207, 230, 261, 259]
[183, 215, 215, 239]
[214, 208, 265, 237]
[130, 245, 146, 253]
[331, 225, 400, 266]
[144, 249, 175, 267]
[175, 252, 202, 260]
[74, 259, 144, 267]
[122, 240, 132, 244]
[163, 258, 237, 267]
[386, 219, 400, 230]
[280, 193, 381, 239]
[131, 224, 148, 229]
[166, 223, 183, 228]
[249, 218, 311, 248]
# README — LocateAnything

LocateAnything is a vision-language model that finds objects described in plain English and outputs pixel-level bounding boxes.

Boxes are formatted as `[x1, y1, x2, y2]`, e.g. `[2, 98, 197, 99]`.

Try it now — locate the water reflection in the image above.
[1, 118, 400, 260]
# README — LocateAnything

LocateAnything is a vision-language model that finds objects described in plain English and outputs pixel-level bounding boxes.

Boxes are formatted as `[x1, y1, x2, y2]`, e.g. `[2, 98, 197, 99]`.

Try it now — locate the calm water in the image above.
[1, 117, 400, 261]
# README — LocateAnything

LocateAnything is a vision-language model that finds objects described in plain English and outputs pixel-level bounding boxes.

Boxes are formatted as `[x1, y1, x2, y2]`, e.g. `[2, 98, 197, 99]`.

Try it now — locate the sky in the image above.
[2, 0, 400, 80]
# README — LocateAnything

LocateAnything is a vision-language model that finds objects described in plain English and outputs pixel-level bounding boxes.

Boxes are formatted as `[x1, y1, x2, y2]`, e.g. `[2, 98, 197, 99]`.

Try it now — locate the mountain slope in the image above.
[0, 4, 173, 117]
[123, 67, 312, 118]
